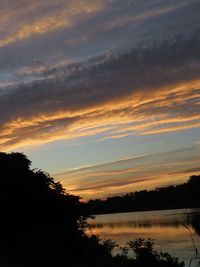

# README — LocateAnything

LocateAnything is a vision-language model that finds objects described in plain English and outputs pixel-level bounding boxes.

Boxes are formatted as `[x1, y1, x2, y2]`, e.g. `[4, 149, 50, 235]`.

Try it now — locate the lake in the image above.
[88, 209, 200, 266]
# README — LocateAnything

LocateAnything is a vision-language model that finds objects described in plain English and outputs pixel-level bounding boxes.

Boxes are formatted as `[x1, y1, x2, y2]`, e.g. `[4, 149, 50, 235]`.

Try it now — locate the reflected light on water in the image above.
[87, 209, 200, 265]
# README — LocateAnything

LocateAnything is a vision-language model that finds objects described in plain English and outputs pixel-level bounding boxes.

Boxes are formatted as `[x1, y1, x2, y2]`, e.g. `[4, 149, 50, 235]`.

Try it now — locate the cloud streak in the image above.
[1, 30, 200, 151]
[0, 0, 105, 47]
[0, 0, 199, 73]
[54, 146, 200, 199]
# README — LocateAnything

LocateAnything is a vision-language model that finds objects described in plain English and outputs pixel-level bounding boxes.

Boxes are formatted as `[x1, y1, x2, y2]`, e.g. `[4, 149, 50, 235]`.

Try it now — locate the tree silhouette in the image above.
[0, 152, 84, 266]
[86, 175, 200, 216]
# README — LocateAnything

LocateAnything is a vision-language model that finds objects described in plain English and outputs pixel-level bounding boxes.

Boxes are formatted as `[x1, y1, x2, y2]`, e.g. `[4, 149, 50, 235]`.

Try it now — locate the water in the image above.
[88, 209, 200, 266]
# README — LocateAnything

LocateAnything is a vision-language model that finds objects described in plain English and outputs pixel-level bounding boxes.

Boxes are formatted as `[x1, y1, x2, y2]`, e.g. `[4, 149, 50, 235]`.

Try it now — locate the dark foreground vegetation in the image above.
[86, 175, 200, 215]
[0, 152, 185, 266]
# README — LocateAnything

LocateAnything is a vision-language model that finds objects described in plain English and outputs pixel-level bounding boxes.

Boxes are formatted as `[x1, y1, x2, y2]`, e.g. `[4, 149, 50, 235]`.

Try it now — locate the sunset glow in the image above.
[1, 0, 200, 199]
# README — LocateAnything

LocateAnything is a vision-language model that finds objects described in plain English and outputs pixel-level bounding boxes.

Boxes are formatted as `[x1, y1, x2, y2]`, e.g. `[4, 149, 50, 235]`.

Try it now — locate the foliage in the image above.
[127, 238, 184, 267]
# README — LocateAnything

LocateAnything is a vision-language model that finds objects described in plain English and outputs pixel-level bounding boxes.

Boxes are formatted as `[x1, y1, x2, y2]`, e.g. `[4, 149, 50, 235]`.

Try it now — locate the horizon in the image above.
[1, 0, 200, 199]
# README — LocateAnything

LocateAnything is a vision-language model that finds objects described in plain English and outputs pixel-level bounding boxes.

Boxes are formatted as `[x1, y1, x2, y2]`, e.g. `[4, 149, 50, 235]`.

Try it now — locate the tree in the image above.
[0, 152, 84, 266]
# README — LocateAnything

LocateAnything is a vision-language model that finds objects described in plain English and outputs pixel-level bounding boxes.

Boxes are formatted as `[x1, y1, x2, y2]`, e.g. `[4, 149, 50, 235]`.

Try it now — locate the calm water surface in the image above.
[88, 209, 200, 266]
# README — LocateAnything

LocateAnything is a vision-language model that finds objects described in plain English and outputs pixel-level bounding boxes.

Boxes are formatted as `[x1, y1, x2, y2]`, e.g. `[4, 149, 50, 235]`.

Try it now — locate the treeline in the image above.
[86, 175, 200, 215]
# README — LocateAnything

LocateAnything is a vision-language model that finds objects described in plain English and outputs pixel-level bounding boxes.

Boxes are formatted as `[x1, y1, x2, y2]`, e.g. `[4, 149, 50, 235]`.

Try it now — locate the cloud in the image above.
[0, 29, 200, 151]
[0, 0, 106, 47]
[0, 0, 107, 73]
[0, 0, 199, 74]
[54, 146, 200, 199]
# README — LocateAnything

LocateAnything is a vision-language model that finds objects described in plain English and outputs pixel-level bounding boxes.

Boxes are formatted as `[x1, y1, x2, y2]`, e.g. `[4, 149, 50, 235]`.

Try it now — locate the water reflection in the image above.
[88, 209, 200, 264]
[90, 220, 184, 229]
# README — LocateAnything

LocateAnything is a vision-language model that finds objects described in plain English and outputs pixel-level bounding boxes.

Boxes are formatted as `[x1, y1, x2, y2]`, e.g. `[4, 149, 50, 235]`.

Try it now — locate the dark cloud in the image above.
[0, 0, 199, 73]
[1, 29, 200, 150]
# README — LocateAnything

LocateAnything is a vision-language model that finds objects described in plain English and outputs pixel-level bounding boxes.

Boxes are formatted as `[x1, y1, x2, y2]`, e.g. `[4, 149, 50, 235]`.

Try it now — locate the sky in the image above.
[0, 0, 200, 200]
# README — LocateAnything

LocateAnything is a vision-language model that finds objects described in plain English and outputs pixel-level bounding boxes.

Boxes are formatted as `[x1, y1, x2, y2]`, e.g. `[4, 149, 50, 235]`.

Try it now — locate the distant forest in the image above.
[85, 175, 200, 215]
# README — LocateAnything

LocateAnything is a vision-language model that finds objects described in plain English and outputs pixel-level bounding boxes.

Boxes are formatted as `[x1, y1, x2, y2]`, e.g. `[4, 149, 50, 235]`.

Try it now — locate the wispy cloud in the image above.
[0, 1, 105, 47]
[0, 30, 200, 151]
[0, 0, 199, 73]
[54, 146, 200, 199]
